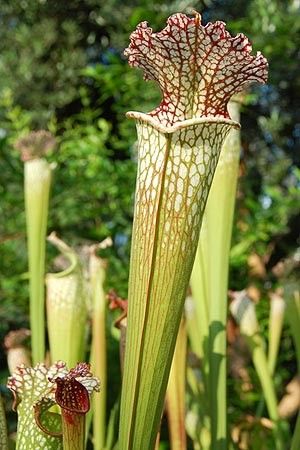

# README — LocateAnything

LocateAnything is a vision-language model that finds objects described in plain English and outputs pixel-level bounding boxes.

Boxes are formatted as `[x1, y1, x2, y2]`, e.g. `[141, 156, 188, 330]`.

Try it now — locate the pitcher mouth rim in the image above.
[126, 111, 240, 133]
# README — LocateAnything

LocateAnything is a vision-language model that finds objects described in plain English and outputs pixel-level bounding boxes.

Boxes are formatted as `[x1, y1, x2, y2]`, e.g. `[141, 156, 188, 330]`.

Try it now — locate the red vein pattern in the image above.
[7, 362, 100, 449]
[121, 120, 235, 449]
[7, 362, 68, 449]
[125, 12, 268, 126]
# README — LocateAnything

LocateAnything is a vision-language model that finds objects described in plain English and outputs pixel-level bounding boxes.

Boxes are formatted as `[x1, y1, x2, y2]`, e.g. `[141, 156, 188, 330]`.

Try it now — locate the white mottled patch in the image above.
[191, 173, 200, 187]
[174, 194, 183, 212]
[169, 182, 175, 194]
[179, 164, 188, 178]
[177, 178, 184, 194]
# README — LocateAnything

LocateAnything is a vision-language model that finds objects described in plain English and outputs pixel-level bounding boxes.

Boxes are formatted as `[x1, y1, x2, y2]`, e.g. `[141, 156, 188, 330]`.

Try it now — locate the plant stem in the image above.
[104, 400, 120, 450]
[268, 293, 286, 376]
[166, 319, 187, 450]
[190, 100, 241, 449]
[257, 292, 286, 417]
[207, 101, 241, 450]
[25, 158, 51, 364]
[190, 245, 209, 363]
[247, 334, 284, 450]
[90, 249, 108, 450]
[61, 411, 85, 450]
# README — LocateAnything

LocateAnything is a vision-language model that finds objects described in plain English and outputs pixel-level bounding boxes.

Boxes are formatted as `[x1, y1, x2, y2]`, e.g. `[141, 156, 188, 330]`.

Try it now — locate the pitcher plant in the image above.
[119, 11, 268, 450]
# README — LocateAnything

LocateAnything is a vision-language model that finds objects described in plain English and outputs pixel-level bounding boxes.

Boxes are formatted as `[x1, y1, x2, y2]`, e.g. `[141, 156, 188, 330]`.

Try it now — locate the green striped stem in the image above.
[89, 241, 111, 450]
[190, 100, 241, 450]
[25, 158, 51, 364]
[15, 131, 56, 365]
[60, 411, 85, 450]
[165, 318, 187, 450]
[119, 116, 236, 450]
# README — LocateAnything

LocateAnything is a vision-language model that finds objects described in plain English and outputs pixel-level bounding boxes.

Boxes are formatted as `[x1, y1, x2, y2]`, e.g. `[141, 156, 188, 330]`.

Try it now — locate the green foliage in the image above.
[0, 10, 81, 124]
[0, 0, 299, 448]
[230, 172, 300, 270]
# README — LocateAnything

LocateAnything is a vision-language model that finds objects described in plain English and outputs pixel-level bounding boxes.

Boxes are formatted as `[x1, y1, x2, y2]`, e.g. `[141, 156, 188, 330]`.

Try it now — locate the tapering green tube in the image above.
[119, 117, 235, 450]
[25, 158, 51, 364]
[166, 319, 187, 450]
[190, 100, 241, 450]
[15, 130, 56, 364]
[90, 248, 108, 450]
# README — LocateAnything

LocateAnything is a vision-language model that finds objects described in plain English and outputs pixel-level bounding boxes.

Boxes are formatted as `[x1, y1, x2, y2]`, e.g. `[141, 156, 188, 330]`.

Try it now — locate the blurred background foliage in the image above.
[0, 0, 299, 444]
